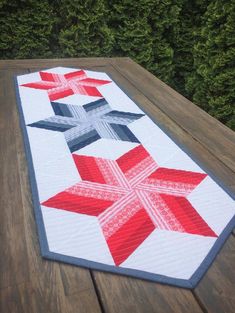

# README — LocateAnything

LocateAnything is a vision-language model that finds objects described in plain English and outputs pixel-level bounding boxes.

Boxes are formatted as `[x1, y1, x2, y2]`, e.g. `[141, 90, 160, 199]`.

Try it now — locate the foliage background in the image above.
[0, 0, 234, 130]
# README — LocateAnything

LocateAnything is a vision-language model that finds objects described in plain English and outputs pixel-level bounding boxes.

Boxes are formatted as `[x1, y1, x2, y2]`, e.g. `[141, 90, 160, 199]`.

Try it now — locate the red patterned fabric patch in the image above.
[21, 70, 111, 100]
[42, 145, 216, 265]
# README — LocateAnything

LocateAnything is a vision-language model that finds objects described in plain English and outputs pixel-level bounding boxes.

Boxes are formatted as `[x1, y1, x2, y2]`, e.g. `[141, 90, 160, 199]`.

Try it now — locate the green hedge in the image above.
[186, 0, 235, 130]
[0, 0, 234, 130]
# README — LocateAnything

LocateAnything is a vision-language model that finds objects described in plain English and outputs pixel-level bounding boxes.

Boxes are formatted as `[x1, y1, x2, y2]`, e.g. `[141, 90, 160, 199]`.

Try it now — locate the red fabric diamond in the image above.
[42, 145, 217, 265]
[21, 70, 111, 100]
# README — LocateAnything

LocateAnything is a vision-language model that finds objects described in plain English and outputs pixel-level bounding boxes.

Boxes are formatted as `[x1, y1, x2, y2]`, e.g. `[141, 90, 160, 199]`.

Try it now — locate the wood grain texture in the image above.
[0, 58, 234, 313]
[93, 272, 203, 313]
[0, 69, 30, 290]
[0, 57, 121, 69]
[194, 236, 235, 313]
[0, 69, 101, 313]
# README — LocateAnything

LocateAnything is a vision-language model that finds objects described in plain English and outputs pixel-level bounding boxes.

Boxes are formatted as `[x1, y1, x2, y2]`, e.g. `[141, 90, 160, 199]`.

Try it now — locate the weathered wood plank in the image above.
[0, 69, 31, 289]
[0, 57, 118, 69]
[93, 272, 203, 313]
[0, 275, 101, 313]
[0, 69, 102, 313]
[111, 58, 235, 173]
[194, 235, 235, 313]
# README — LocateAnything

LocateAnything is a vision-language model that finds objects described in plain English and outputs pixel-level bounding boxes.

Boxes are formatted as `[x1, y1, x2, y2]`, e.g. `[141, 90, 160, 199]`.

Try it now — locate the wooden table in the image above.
[0, 58, 234, 313]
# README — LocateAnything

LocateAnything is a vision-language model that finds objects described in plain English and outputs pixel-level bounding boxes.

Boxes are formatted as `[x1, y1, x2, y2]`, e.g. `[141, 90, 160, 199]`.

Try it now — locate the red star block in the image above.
[42, 145, 217, 265]
[21, 70, 111, 101]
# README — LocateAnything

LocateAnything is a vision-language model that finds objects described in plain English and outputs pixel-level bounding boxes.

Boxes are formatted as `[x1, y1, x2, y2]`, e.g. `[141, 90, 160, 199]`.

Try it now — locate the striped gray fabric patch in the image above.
[27, 98, 144, 152]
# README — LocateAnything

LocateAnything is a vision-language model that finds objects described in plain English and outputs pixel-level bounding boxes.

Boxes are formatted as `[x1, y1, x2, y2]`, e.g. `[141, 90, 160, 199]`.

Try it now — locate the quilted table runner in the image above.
[15, 67, 235, 288]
